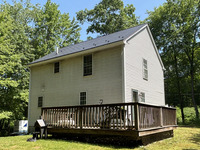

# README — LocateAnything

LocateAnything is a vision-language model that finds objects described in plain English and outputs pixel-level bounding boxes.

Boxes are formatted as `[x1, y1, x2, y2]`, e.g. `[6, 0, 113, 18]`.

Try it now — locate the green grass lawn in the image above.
[0, 127, 199, 150]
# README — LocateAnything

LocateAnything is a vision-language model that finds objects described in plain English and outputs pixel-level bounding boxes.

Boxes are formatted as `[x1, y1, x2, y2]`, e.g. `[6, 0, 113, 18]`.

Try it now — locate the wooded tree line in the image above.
[0, 0, 81, 134]
[0, 0, 199, 134]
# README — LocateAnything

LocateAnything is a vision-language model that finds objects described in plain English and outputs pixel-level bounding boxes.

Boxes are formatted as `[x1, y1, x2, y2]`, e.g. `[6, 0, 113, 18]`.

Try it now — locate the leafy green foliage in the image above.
[32, 0, 81, 59]
[0, 111, 13, 120]
[0, 9, 25, 120]
[176, 107, 200, 126]
[0, 0, 81, 135]
[147, 0, 200, 119]
[76, 0, 139, 35]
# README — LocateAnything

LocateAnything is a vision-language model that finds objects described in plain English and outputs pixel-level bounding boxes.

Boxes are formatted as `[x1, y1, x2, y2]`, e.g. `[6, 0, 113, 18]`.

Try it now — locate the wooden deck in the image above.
[41, 102, 177, 140]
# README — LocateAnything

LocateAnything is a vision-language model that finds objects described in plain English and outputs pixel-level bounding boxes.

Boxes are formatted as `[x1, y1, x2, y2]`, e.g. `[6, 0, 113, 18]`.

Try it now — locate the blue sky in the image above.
[1, 0, 166, 41]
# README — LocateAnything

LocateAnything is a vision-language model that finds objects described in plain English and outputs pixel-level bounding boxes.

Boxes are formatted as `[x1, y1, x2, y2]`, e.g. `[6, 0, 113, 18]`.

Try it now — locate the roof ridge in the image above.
[29, 23, 148, 66]
[61, 23, 147, 49]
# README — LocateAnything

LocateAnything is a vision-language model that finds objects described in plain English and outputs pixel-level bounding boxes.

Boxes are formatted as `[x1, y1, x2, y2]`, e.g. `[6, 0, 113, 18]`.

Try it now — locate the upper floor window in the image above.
[143, 58, 148, 80]
[83, 54, 92, 76]
[54, 62, 60, 73]
[80, 92, 86, 105]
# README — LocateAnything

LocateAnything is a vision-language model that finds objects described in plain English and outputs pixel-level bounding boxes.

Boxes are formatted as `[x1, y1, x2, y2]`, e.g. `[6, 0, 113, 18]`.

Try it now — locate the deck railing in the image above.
[137, 103, 176, 130]
[41, 102, 176, 131]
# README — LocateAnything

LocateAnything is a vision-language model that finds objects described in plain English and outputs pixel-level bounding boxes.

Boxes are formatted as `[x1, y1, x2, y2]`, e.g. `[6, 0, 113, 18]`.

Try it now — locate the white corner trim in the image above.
[122, 44, 126, 103]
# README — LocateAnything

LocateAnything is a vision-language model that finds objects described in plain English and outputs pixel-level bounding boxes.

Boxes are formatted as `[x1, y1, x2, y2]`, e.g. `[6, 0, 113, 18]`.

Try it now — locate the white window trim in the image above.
[142, 58, 148, 80]
[80, 92, 87, 105]
[38, 96, 43, 107]
[140, 92, 145, 102]
[83, 54, 93, 76]
[132, 89, 139, 102]
[53, 61, 61, 74]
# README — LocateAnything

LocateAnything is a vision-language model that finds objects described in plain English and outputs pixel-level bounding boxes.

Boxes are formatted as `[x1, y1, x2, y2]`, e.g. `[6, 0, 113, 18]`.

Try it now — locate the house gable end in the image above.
[124, 24, 165, 71]
[123, 26, 165, 106]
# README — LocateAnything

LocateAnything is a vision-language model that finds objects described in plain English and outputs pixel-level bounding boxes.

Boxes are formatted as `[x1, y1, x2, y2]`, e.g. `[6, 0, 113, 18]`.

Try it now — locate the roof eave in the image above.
[28, 40, 124, 68]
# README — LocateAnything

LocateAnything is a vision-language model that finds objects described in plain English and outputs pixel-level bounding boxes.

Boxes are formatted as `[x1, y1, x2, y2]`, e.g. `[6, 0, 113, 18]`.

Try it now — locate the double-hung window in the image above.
[80, 92, 86, 105]
[83, 55, 92, 76]
[38, 97, 43, 107]
[140, 92, 145, 102]
[143, 58, 148, 80]
[54, 62, 60, 73]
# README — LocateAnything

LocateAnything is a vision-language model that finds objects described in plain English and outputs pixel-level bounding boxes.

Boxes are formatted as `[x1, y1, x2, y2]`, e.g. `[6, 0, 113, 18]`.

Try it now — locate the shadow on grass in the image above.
[36, 130, 174, 149]
[183, 149, 198, 150]
[46, 135, 143, 149]
[189, 133, 200, 145]
[178, 118, 200, 128]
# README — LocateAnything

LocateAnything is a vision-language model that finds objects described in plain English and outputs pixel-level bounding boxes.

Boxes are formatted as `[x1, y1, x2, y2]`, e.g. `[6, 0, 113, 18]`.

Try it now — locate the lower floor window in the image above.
[132, 90, 138, 102]
[140, 92, 145, 102]
[80, 92, 86, 105]
[38, 97, 43, 107]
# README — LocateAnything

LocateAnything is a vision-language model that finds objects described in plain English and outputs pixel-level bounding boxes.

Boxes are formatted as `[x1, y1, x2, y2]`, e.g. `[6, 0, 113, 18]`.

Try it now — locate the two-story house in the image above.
[28, 24, 175, 141]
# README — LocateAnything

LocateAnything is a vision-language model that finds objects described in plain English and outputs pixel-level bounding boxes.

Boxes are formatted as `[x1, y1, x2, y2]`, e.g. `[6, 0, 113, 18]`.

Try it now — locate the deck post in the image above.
[134, 103, 139, 130]
[160, 107, 163, 127]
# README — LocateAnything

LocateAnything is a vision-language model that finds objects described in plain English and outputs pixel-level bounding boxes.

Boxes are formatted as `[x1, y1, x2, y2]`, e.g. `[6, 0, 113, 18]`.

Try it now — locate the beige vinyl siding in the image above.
[124, 27, 165, 105]
[28, 46, 123, 130]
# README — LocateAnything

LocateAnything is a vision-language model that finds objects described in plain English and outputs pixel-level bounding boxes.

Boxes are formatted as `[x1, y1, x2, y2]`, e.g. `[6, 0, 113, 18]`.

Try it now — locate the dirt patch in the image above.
[33, 146, 40, 149]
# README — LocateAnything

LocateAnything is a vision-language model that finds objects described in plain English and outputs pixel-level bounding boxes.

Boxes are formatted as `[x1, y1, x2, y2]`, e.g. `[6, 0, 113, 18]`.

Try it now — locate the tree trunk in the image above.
[176, 70, 185, 124]
[180, 95, 185, 124]
[173, 49, 185, 123]
[190, 66, 199, 119]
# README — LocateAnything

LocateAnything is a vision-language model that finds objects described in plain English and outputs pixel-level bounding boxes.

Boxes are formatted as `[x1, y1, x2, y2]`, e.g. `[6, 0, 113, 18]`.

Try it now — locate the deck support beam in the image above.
[134, 103, 139, 130]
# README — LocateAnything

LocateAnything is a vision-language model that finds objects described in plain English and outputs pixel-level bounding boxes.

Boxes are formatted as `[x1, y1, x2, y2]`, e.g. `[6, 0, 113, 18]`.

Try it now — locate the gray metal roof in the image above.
[29, 24, 147, 65]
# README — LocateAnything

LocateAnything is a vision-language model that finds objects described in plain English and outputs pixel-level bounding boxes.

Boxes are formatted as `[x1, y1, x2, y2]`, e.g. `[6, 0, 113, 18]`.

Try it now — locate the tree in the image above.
[32, 0, 81, 59]
[0, 0, 81, 135]
[0, 1, 33, 121]
[76, 0, 139, 35]
[147, 0, 200, 120]
[0, 10, 22, 134]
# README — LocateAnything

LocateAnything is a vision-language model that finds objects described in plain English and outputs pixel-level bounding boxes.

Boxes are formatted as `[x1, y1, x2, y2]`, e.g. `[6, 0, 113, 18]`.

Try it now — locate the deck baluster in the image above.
[123, 105, 126, 129]
[69, 108, 71, 128]
[131, 104, 133, 128]
[96, 107, 98, 128]
[127, 104, 129, 128]
[120, 106, 122, 129]
[87, 107, 89, 127]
